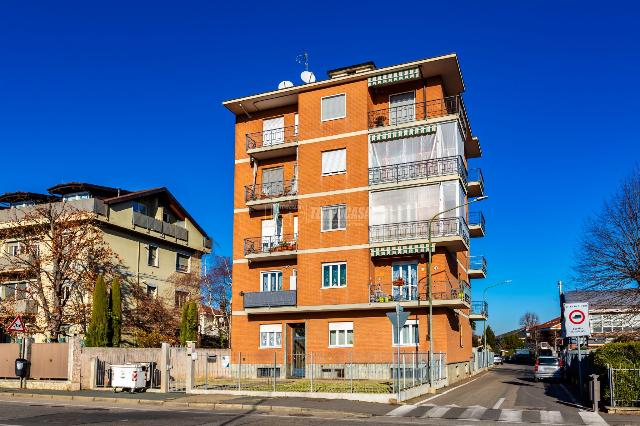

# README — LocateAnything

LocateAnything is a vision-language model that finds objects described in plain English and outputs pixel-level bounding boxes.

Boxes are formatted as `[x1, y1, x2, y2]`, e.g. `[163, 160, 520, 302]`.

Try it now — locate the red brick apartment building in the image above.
[223, 53, 487, 383]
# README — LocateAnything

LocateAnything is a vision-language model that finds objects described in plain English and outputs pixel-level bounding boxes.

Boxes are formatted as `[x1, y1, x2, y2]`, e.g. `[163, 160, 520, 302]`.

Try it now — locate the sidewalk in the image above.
[0, 388, 394, 417]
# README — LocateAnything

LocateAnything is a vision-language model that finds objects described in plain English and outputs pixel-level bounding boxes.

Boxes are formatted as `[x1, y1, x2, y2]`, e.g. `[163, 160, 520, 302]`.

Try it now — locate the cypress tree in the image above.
[110, 277, 122, 347]
[186, 301, 198, 342]
[179, 302, 189, 346]
[86, 275, 109, 347]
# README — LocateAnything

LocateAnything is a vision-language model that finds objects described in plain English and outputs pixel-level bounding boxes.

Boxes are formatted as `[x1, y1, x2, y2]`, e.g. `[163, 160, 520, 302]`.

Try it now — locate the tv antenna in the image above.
[297, 51, 316, 84]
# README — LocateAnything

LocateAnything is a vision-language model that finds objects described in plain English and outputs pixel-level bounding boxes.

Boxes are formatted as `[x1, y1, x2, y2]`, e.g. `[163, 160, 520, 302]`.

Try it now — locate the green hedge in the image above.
[593, 342, 640, 407]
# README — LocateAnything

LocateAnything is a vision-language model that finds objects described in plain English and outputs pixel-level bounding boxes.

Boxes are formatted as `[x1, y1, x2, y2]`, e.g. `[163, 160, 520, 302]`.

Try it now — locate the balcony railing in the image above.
[368, 95, 471, 137]
[471, 301, 489, 317]
[468, 168, 484, 186]
[244, 234, 298, 256]
[0, 198, 108, 223]
[369, 155, 466, 186]
[245, 180, 297, 202]
[369, 217, 469, 247]
[469, 211, 485, 230]
[243, 290, 297, 309]
[132, 212, 189, 241]
[246, 126, 299, 151]
[369, 280, 471, 304]
[470, 255, 487, 274]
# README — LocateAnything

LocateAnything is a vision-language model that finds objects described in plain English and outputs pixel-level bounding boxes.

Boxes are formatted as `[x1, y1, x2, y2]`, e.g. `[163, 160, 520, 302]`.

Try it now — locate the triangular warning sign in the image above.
[7, 315, 26, 333]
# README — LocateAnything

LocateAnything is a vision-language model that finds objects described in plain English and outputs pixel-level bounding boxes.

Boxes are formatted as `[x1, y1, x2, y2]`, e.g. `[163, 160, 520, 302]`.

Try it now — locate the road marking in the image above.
[540, 410, 563, 424]
[492, 397, 505, 409]
[415, 376, 482, 405]
[385, 405, 417, 417]
[460, 405, 487, 420]
[498, 409, 522, 423]
[423, 406, 451, 418]
[578, 411, 608, 425]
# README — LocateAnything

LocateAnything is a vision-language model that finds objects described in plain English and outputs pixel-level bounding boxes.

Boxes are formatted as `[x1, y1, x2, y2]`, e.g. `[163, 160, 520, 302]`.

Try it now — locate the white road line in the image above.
[423, 406, 451, 418]
[385, 404, 417, 417]
[492, 397, 505, 409]
[540, 410, 563, 424]
[498, 409, 522, 423]
[578, 411, 608, 425]
[460, 406, 487, 420]
[415, 376, 482, 405]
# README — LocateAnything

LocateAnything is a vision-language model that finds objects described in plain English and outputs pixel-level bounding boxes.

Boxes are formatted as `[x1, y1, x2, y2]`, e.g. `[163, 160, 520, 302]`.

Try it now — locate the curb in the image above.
[0, 392, 371, 418]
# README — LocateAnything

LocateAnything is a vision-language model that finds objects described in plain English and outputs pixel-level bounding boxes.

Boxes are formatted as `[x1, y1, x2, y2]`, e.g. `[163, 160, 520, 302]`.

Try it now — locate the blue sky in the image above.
[1, 1, 638, 334]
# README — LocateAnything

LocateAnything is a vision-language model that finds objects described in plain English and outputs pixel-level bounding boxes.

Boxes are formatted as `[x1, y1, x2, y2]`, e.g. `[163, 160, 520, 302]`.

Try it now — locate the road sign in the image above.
[7, 315, 26, 333]
[564, 302, 590, 337]
[386, 305, 410, 331]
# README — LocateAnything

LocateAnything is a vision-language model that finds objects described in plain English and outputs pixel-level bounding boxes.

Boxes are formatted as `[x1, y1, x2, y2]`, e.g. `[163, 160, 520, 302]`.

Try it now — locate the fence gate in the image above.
[168, 346, 188, 392]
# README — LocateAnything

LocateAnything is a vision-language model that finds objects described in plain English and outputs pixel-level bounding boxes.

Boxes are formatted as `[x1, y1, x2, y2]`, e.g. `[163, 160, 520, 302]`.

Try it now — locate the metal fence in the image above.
[608, 367, 640, 407]
[368, 156, 467, 186]
[192, 351, 447, 395]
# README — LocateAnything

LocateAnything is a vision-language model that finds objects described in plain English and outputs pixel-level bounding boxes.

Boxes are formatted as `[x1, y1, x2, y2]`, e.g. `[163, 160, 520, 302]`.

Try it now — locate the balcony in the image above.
[368, 156, 467, 188]
[468, 211, 485, 238]
[0, 198, 108, 224]
[244, 234, 298, 262]
[245, 126, 298, 160]
[132, 212, 189, 241]
[369, 217, 470, 253]
[469, 255, 487, 279]
[243, 290, 297, 309]
[368, 95, 480, 158]
[470, 301, 489, 321]
[244, 180, 298, 210]
[368, 279, 471, 309]
[467, 168, 485, 198]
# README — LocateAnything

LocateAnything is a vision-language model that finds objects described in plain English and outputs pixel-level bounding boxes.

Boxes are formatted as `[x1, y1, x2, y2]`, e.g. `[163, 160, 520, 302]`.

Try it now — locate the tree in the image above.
[575, 168, 640, 293]
[124, 283, 180, 347]
[520, 312, 539, 330]
[498, 333, 523, 351]
[86, 275, 109, 347]
[484, 325, 496, 349]
[110, 277, 122, 347]
[0, 202, 122, 340]
[179, 301, 198, 346]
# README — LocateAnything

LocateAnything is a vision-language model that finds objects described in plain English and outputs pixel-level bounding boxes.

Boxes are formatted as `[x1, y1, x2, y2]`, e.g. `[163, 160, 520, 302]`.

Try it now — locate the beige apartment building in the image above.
[0, 182, 211, 341]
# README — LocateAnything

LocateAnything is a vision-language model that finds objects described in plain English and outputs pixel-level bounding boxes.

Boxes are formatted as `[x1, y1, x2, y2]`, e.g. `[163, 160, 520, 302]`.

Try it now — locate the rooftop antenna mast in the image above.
[297, 51, 316, 84]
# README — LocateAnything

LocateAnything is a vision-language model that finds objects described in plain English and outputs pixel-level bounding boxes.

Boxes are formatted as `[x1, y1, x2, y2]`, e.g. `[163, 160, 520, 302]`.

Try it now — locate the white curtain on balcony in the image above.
[369, 182, 463, 225]
[368, 121, 464, 168]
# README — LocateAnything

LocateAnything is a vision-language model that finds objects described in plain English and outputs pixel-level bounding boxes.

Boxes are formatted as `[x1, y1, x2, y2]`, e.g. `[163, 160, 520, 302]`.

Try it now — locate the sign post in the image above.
[7, 315, 27, 388]
[387, 304, 410, 402]
[563, 302, 590, 395]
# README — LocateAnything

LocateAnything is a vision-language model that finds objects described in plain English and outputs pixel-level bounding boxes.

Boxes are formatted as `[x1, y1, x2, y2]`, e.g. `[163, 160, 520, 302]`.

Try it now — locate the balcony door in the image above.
[261, 271, 282, 292]
[263, 116, 285, 146]
[389, 92, 415, 125]
[261, 218, 282, 252]
[392, 262, 418, 301]
[262, 167, 284, 197]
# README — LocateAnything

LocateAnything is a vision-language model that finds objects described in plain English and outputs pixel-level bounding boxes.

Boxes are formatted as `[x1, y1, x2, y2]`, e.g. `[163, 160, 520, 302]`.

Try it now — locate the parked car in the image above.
[534, 356, 563, 381]
[493, 355, 503, 365]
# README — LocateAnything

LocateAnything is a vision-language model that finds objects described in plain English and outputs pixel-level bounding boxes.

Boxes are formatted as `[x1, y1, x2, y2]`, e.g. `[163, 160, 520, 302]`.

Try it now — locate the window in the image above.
[321, 149, 346, 175]
[176, 253, 190, 272]
[0, 282, 27, 301]
[329, 322, 353, 348]
[146, 284, 157, 299]
[259, 324, 282, 348]
[321, 205, 346, 231]
[321, 93, 346, 121]
[147, 245, 159, 267]
[7, 242, 20, 256]
[132, 202, 148, 215]
[62, 192, 90, 202]
[261, 271, 283, 292]
[163, 211, 175, 223]
[175, 290, 188, 308]
[322, 262, 347, 288]
[393, 320, 419, 346]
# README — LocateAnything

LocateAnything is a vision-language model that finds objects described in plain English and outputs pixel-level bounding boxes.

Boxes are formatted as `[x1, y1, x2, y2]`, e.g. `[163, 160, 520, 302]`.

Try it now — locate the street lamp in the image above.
[482, 279, 512, 367]
[427, 195, 487, 386]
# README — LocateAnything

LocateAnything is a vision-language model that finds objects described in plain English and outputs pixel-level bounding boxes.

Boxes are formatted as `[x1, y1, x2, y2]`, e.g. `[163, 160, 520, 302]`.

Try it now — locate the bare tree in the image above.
[201, 256, 231, 348]
[520, 312, 539, 330]
[0, 202, 123, 340]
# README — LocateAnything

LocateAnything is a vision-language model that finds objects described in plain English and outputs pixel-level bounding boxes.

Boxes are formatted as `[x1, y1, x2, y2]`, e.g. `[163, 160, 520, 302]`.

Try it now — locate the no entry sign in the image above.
[564, 302, 590, 337]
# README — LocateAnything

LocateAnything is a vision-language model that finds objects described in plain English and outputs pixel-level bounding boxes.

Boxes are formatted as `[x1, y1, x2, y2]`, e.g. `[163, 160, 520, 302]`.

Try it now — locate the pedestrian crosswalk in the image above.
[385, 404, 608, 425]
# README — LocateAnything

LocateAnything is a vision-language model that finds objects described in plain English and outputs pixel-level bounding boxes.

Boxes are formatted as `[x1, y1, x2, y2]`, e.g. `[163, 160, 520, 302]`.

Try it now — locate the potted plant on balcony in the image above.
[392, 277, 405, 286]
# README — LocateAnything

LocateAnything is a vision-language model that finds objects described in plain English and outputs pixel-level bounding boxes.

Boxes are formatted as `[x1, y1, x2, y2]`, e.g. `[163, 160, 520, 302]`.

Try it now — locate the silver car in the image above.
[534, 356, 563, 381]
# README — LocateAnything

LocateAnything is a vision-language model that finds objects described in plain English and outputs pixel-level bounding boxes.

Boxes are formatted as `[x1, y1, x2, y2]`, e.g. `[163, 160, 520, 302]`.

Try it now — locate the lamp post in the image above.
[427, 195, 487, 386]
[482, 279, 512, 367]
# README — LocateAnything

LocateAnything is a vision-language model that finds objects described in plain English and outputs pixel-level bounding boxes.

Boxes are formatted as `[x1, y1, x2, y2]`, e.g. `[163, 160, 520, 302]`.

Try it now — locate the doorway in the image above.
[289, 323, 305, 378]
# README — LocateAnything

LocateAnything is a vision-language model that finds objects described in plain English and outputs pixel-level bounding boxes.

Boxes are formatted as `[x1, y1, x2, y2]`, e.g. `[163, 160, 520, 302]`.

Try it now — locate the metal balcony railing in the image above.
[368, 155, 467, 186]
[468, 168, 484, 186]
[469, 211, 485, 230]
[132, 212, 189, 241]
[243, 290, 297, 308]
[368, 95, 472, 138]
[471, 301, 489, 317]
[369, 280, 471, 304]
[245, 180, 297, 202]
[470, 255, 487, 274]
[369, 217, 470, 247]
[246, 126, 299, 151]
[244, 234, 298, 256]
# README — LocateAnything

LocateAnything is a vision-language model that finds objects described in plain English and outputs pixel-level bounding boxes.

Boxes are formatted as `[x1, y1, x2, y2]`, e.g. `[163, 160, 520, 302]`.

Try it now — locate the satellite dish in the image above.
[278, 80, 294, 90]
[300, 71, 316, 84]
